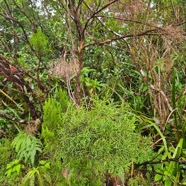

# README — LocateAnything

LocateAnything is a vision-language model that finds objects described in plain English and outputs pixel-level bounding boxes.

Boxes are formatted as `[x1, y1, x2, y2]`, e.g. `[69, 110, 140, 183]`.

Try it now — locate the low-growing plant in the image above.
[42, 88, 69, 152]
[12, 132, 42, 166]
[154, 138, 185, 186]
[21, 160, 51, 186]
[128, 175, 150, 186]
[2, 132, 50, 186]
[42, 95, 154, 185]
[5, 159, 25, 177]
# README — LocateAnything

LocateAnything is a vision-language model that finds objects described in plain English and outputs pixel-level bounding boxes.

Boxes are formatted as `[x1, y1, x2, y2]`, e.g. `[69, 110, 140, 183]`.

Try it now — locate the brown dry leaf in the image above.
[163, 25, 185, 40]
[24, 118, 41, 135]
[50, 56, 79, 79]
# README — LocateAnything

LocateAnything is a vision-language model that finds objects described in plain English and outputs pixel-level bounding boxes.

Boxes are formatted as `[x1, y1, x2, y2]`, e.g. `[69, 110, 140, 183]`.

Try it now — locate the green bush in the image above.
[42, 94, 154, 185]
[42, 88, 69, 153]
[42, 88, 69, 131]
[29, 28, 49, 55]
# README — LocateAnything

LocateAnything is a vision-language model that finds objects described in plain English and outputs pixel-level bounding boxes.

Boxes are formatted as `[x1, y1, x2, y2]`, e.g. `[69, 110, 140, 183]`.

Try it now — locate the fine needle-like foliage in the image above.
[42, 90, 154, 185]
[42, 88, 69, 152]
[29, 28, 49, 56]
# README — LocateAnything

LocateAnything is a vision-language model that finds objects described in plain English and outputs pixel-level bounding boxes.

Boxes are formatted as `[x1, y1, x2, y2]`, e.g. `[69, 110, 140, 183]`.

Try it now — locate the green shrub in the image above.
[21, 160, 51, 186]
[42, 95, 154, 185]
[42, 88, 69, 152]
[128, 175, 150, 186]
[29, 28, 49, 55]
[42, 88, 69, 131]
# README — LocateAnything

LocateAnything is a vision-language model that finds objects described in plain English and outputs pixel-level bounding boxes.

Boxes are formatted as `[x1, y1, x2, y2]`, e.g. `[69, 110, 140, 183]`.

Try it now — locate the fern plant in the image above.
[5, 159, 25, 177]
[12, 132, 42, 166]
[21, 160, 51, 186]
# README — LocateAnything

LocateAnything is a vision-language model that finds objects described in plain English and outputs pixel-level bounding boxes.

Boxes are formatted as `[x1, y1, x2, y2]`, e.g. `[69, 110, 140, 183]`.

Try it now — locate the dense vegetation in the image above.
[0, 0, 186, 185]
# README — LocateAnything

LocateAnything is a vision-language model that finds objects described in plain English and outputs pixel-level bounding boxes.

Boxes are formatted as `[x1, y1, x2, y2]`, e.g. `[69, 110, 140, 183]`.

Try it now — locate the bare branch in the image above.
[83, 0, 119, 34]
[83, 28, 159, 49]
[76, 0, 84, 11]
[149, 84, 173, 112]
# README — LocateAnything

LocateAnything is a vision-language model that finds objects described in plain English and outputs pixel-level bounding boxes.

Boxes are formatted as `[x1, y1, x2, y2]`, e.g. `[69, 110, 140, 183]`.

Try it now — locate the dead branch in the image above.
[0, 55, 40, 119]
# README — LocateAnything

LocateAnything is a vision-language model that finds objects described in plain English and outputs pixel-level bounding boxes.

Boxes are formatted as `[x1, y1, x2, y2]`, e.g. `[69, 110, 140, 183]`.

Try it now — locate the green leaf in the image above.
[5, 170, 12, 177]
[42, 173, 51, 184]
[154, 174, 163, 181]
[117, 167, 124, 184]
[39, 160, 46, 165]
[30, 150, 36, 166]
[6, 159, 20, 169]
[164, 178, 173, 186]
[172, 138, 183, 159]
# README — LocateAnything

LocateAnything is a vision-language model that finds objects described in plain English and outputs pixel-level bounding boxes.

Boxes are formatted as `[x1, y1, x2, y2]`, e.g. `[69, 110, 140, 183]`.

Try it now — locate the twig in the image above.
[0, 89, 24, 112]
[83, 0, 119, 35]
[83, 28, 159, 49]
[135, 157, 186, 168]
